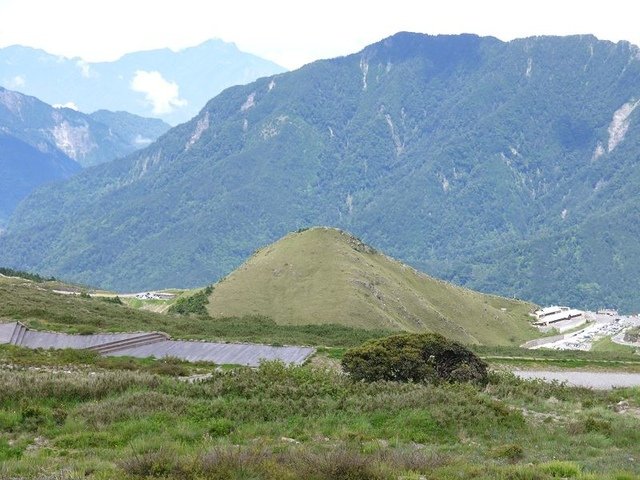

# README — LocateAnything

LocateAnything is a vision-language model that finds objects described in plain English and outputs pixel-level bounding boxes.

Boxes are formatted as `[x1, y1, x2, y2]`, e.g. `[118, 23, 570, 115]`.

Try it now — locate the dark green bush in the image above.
[341, 333, 487, 385]
[206, 418, 235, 437]
[491, 443, 524, 461]
[169, 285, 213, 316]
[99, 295, 123, 305]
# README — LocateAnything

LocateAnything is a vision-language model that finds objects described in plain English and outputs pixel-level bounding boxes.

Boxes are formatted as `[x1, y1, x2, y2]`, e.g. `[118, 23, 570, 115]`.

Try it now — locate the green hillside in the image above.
[207, 228, 537, 346]
[3, 33, 640, 310]
[0, 272, 390, 348]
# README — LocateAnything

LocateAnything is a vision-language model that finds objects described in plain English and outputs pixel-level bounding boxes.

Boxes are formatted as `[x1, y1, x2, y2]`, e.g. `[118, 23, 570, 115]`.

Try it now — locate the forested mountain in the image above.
[0, 87, 169, 225]
[89, 110, 170, 150]
[0, 40, 286, 124]
[2, 32, 640, 310]
[0, 131, 80, 227]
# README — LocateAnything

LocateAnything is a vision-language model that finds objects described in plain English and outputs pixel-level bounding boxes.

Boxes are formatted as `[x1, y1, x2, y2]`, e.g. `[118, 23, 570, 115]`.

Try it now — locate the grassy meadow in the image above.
[0, 351, 639, 479]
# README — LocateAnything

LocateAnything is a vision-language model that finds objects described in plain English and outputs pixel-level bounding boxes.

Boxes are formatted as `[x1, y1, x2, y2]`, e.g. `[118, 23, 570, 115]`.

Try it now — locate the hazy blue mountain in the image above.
[0, 131, 80, 227]
[2, 33, 640, 311]
[0, 40, 286, 125]
[0, 87, 170, 167]
[0, 87, 170, 224]
[89, 110, 170, 150]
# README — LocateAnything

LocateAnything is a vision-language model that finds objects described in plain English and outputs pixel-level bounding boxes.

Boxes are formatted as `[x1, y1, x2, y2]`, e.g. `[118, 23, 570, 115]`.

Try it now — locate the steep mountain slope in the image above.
[0, 87, 170, 225]
[2, 33, 640, 309]
[207, 228, 536, 346]
[0, 87, 170, 167]
[0, 131, 80, 226]
[89, 110, 170, 149]
[0, 40, 286, 124]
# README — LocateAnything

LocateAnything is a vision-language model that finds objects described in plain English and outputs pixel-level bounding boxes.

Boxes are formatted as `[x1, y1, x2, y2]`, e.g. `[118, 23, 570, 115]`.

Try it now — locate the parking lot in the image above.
[530, 312, 640, 351]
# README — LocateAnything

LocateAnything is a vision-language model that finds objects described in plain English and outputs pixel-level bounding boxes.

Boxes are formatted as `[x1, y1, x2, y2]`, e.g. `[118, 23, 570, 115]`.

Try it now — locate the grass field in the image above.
[0, 350, 639, 479]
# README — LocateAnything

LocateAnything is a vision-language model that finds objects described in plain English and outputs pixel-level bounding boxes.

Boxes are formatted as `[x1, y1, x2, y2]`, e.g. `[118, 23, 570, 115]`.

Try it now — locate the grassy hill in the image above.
[207, 227, 537, 346]
[0, 272, 391, 348]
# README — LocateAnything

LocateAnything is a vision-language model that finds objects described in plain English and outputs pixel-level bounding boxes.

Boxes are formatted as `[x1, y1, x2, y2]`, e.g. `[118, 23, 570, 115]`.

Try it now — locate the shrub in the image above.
[118, 447, 178, 477]
[297, 448, 386, 480]
[148, 357, 189, 377]
[169, 285, 213, 316]
[491, 443, 524, 461]
[99, 296, 123, 305]
[539, 460, 581, 477]
[341, 333, 487, 385]
[206, 418, 234, 437]
[0, 437, 22, 461]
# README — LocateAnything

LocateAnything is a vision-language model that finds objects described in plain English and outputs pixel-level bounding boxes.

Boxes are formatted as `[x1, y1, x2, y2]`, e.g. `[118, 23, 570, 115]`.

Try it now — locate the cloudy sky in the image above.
[0, 0, 638, 69]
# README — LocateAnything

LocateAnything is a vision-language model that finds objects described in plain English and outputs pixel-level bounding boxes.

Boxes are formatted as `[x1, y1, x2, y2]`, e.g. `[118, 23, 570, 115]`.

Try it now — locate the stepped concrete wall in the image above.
[104, 339, 315, 366]
[0, 322, 314, 366]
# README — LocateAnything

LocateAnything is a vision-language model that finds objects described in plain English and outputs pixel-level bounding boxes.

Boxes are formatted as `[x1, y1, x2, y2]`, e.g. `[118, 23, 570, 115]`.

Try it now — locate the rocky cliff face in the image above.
[0, 87, 170, 224]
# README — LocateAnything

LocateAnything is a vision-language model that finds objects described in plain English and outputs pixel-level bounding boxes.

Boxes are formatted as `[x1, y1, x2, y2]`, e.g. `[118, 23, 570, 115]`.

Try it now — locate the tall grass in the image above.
[0, 362, 638, 478]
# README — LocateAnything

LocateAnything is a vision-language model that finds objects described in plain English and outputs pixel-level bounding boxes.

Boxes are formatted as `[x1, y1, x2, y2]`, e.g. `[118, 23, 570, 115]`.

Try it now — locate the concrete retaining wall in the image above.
[0, 321, 315, 366]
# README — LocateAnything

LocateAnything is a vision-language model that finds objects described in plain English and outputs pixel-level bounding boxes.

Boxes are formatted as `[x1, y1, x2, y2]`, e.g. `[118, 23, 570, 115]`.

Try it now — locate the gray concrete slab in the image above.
[0, 321, 315, 366]
[20, 330, 145, 349]
[104, 340, 315, 366]
[0, 322, 16, 344]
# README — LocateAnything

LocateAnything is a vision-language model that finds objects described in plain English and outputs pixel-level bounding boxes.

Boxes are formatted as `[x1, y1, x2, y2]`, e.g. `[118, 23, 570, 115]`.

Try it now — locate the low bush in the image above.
[342, 333, 488, 385]
[491, 443, 524, 461]
[539, 460, 582, 477]
[119, 446, 178, 478]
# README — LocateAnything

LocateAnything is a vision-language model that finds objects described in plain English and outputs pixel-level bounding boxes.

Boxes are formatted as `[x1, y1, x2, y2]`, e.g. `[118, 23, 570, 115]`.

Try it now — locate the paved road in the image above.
[513, 370, 640, 389]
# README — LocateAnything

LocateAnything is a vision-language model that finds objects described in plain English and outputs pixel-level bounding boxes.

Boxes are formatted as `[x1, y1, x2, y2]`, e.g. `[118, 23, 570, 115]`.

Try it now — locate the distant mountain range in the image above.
[0, 40, 286, 124]
[2, 32, 640, 311]
[0, 86, 169, 225]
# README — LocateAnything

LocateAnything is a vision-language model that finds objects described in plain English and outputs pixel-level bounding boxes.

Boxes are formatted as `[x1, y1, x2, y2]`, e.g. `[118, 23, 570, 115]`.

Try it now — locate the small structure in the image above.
[135, 291, 175, 300]
[533, 306, 565, 319]
[533, 306, 583, 326]
[597, 309, 618, 316]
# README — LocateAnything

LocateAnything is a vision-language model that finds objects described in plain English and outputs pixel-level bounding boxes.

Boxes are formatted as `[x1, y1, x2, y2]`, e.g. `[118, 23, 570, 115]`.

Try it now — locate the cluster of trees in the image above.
[0, 267, 55, 283]
[168, 285, 213, 316]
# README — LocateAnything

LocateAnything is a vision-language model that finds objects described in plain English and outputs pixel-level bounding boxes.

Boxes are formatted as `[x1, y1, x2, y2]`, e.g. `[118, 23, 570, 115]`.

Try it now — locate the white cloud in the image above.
[130, 70, 187, 115]
[6, 75, 25, 88]
[75, 60, 93, 78]
[133, 134, 153, 146]
[52, 101, 79, 110]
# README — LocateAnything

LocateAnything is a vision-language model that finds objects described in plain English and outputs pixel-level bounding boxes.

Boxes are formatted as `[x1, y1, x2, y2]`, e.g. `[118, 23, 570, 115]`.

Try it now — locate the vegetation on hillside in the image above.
[0, 267, 56, 283]
[0, 267, 638, 478]
[168, 285, 213, 315]
[206, 228, 537, 346]
[0, 276, 390, 347]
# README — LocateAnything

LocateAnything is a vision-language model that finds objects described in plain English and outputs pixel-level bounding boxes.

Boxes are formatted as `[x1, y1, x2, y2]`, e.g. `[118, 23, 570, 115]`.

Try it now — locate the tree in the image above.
[341, 333, 487, 385]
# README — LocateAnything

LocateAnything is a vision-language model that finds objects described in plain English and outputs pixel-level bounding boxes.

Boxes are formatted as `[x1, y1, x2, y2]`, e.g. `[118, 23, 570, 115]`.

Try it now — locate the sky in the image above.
[0, 0, 638, 70]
